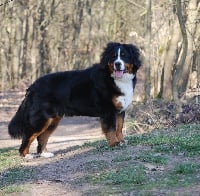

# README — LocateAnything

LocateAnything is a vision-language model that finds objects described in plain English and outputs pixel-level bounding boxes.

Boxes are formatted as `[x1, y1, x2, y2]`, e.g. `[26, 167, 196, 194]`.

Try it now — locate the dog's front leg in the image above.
[116, 111, 125, 143]
[100, 116, 119, 146]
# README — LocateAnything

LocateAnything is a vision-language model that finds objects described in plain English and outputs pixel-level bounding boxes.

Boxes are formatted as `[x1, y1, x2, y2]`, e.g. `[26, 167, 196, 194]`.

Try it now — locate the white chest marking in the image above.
[114, 74, 135, 112]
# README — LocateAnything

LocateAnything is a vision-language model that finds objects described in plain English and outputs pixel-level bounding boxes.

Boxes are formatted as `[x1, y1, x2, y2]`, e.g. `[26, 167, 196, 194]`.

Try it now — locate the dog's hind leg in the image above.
[19, 118, 54, 158]
[37, 116, 61, 158]
[19, 133, 40, 158]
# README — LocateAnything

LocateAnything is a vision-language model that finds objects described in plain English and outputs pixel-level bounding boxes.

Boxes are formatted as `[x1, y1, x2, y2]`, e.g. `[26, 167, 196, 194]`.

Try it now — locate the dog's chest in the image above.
[113, 79, 133, 112]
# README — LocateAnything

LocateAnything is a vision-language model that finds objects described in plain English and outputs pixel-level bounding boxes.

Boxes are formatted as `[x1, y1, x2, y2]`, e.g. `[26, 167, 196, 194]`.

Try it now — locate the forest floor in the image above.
[0, 90, 200, 195]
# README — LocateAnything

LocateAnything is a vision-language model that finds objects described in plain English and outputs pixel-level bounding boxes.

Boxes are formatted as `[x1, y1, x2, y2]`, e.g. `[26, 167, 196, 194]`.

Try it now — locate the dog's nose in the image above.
[114, 62, 121, 70]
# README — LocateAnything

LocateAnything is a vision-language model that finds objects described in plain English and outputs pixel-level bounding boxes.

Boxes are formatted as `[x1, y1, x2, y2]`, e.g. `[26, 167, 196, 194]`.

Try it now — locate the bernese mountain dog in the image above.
[8, 42, 141, 158]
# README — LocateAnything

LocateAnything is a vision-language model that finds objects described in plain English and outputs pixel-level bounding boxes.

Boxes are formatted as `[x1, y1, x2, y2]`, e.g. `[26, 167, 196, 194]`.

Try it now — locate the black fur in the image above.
[8, 42, 141, 156]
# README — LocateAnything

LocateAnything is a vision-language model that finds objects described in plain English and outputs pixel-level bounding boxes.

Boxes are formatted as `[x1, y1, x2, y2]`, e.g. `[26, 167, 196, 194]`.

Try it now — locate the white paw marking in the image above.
[124, 139, 128, 145]
[119, 139, 128, 146]
[25, 154, 36, 159]
[40, 152, 54, 158]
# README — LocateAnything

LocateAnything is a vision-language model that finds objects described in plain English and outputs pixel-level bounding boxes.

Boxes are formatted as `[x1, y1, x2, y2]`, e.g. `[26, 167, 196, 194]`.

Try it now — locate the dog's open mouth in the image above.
[115, 70, 124, 78]
[115, 69, 127, 78]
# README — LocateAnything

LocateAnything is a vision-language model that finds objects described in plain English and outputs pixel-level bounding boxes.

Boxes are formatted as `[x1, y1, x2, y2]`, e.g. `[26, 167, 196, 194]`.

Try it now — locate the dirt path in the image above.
[0, 110, 104, 195]
[0, 116, 103, 151]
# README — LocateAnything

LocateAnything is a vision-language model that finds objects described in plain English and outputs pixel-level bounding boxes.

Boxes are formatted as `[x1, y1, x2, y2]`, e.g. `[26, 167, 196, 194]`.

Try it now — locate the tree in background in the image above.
[144, 0, 152, 100]
[0, 0, 199, 104]
[147, 0, 199, 103]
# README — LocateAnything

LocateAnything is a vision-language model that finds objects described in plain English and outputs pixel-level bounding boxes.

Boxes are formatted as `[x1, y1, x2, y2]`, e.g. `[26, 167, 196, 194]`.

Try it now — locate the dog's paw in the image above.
[40, 152, 54, 158]
[24, 154, 36, 160]
[119, 139, 128, 147]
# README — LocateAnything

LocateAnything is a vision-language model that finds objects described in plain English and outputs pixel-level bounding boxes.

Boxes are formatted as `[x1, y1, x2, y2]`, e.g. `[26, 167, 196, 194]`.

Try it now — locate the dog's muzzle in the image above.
[114, 61, 126, 78]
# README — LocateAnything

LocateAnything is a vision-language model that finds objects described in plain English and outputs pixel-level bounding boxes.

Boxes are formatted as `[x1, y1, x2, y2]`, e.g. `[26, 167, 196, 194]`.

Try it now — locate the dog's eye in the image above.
[121, 52, 125, 57]
[112, 54, 117, 59]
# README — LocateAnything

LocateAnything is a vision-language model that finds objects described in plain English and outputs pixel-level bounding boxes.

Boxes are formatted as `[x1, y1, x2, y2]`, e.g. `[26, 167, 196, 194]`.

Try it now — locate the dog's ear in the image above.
[100, 42, 120, 67]
[125, 44, 142, 71]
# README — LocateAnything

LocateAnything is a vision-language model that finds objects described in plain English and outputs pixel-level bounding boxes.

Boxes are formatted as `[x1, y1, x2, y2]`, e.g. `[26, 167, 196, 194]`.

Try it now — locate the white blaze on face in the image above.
[114, 48, 125, 78]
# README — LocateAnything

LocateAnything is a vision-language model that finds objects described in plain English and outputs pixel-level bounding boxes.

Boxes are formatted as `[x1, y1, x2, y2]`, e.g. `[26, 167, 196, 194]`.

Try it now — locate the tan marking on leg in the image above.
[20, 118, 54, 157]
[20, 133, 39, 157]
[105, 131, 119, 146]
[116, 114, 125, 142]
[101, 120, 119, 146]
[37, 116, 61, 153]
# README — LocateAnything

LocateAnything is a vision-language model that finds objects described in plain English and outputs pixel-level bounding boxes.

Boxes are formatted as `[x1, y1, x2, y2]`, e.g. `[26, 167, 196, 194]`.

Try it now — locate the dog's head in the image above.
[100, 42, 141, 79]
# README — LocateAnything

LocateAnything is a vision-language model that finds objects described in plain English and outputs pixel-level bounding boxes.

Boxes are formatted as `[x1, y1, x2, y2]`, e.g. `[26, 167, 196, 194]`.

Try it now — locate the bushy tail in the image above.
[8, 97, 28, 139]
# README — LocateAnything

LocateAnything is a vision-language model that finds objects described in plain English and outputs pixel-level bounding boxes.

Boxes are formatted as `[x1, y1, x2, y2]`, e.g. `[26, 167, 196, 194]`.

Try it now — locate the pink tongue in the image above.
[115, 70, 123, 78]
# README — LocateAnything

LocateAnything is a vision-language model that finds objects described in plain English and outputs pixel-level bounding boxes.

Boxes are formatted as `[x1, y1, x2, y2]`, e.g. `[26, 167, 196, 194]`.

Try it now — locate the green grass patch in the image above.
[0, 185, 26, 194]
[152, 162, 200, 189]
[87, 165, 145, 186]
[112, 155, 132, 162]
[173, 162, 199, 175]
[82, 140, 108, 151]
[1, 167, 35, 188]
[135, 152, 168, 165]
[83, 124, 200, 194]
[83, 159, 109, 172]
[127, 124, 200, 156]
[0, 147, 23, 172]
[0, 147, 35, 194]
[82, 139, 126, 153]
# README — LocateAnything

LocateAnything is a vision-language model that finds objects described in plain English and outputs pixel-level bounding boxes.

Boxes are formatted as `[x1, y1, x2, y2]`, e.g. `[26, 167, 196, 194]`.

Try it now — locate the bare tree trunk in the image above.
[57, 13, 70, 70]
[21, 0, 29, 78]
[38, 0, 57, 76]
[93, 0, 105, 63]
[38, 0, 47, 76]
[30, 6, 39, 82]
[144, 0, 152, 100]
[85, 0, 94, 66]
[180, 0, 198, 93]
[161, 16, 181, 100]
[6, 7, 17, 88]
[194, 3, 200, 103]
[0, 26, 6, 90]
[71, 0, 84, 69]
[197, 47, 200, 103]
[172, 0, 188, 106]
